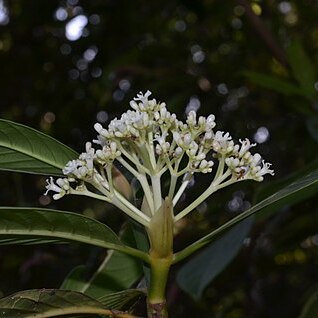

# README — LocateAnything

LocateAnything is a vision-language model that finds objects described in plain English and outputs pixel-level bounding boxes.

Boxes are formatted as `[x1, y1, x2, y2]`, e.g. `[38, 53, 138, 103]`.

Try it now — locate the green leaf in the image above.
[287, 39, 316, 98]
[174, 169, 318, 263]
[96, 289, 146, 311]
[243, 71, 303, 96]
[0, 207, 148, 261]
[132, 224, 150, 286]
[60, 265, 87, 292]
[61, 226, 143, 298]
[0, 289, 144, 317]
[85, 251, 143, 298]
[176, 217, 253, 300]
[299, 287, 318, 318]
[254, 160, 318, 221]
[0, 119, 78, 176]
[307, 117, 318, 143]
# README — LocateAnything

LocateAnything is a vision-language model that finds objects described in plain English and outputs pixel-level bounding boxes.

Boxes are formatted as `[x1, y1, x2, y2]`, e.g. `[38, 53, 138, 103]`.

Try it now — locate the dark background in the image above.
[0, 0, 318, 317]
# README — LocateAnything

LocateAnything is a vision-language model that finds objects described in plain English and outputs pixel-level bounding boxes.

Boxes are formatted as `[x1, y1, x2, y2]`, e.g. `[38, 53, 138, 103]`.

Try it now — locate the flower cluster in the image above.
[45, 91, 274, 226]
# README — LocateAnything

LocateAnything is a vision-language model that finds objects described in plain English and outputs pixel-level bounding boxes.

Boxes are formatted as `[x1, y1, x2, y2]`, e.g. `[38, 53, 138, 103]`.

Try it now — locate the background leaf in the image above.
[176, 217, 254, 300]
[85, 251, 143, 297]
[61, 226, 143, 298]
[306, 117, 318, 144]
[174, 169, 318, 262]
[0, 207, 148, 261]
[286, 39, 316, 98]
[0, 289, 143, 317]
[243, 71, 303, 96]
[60, 265, 87, 292]
[0, 119, 78, 176]
[96, 289, 146, 311]
[132, 224, 151, 286]
[255, 160, 318, 221]
[298, 287, 318, 318]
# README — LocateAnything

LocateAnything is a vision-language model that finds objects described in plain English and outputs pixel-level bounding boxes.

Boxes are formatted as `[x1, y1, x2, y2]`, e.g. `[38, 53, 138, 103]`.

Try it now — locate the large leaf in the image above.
[0, 207, 148, 261]
[132, 224, 151, 286]
[61, 226, 143, 298]
[307, 117, 318, 144]
[0, 289, 143, 317]
[287, 39, 316, 98]
[254, 160, 318, 221]
[299, 287, 318, 318]
[243, 71, 303, 96]
[96, 289, 146, 311]
[83, 247, 143, 297]
[176, 217, 254, 300]
[174, 169, 318, 262]
[0, 119, 78, 176]
[60, 265, 87, 292]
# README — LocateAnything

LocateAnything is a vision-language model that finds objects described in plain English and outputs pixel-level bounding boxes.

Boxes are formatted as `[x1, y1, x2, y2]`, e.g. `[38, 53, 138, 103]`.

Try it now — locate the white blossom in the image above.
[45, 177, 70, 200]
[45, 90, 274, 225]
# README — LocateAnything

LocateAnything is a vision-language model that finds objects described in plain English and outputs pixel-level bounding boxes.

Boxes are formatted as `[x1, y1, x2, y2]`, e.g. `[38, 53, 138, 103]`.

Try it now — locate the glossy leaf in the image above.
[0, 119, 78, 176]
[96, 289, 146, 311]
[299, 287, 318, 318]
[243, 71, 303, 96]
[287, 39, 316, 98]
[86, 251, 143, 297]
[61, 227, 143, 298]
[0, 207, 148, 261]
[0, 289, 143, 317]
[60, 265, 87, 292]
[307, 117, 318, 144]
[132, 223, 151, 286]
[255, 162, 318, 221]
[174, 169, 318, 263]
[176, 217, 254, 300]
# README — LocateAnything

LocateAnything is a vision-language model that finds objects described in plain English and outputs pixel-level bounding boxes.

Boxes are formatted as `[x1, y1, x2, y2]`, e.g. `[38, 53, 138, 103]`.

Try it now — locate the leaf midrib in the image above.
[0, 229, 122, 249]
[0, 120, 78, 170]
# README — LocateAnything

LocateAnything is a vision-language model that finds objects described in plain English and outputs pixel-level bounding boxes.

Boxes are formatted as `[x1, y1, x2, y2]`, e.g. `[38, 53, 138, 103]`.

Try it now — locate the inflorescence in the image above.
[45, 91, 274, 227]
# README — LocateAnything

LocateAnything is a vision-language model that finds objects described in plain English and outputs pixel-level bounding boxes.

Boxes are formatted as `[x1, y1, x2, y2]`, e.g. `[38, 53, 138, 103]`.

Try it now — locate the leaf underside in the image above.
[177, 217, 254, 300]
[0, 119, 78, 176]
[0, 289, 145, 317]
[0, 207, 124, 251]
[175, 169, 318, 261]
[61, 225, 143, 298]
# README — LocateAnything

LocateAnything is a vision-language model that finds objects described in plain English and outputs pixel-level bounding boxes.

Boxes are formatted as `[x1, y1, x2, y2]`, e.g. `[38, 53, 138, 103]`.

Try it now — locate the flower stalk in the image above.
[45, 90, 274, 317]
[146, 198, 173, 318]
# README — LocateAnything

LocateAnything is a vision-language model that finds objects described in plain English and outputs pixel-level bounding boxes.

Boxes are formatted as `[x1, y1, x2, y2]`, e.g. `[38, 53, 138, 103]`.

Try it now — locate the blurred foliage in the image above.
[0, 0, 318, 317]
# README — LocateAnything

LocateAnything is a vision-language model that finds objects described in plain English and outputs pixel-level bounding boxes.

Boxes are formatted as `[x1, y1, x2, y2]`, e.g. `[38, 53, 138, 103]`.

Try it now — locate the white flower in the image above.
[253, 160, 275, 182]
[45, 177, 70, 200]
[95, 142, 121, 164]
[45, 90, 274, 226]
[63, 160, 81, 176]
[212, 131, 234, 154]
[238, 138, 256, 157]
[199, 159, 214, 173]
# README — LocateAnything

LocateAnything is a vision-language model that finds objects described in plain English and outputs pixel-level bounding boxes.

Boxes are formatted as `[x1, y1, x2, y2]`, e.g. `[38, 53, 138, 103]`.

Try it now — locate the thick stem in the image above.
[146, 197, 174, 317]
[151, 174, 162, 211]
[147, 256, 172, 318]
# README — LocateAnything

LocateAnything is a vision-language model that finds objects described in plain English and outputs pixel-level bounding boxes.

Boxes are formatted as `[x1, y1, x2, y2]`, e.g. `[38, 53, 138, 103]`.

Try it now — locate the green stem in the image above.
[118, 157, 155, 214]
[151, 174, 162, 211]
[174, 170, 233, 221]
[70, 188, 111, 203]
[146, 130, 157, 169]
[168, 173, 178, 199]
[112, 194, 151, 227]
[90, 181, 150, 226]
[147, 256, 172, 318]
[214, 155, 225, 180]
[118, 144, 151, 175]
[31, 306, 142, 318]
[172, 173, 193, 206]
